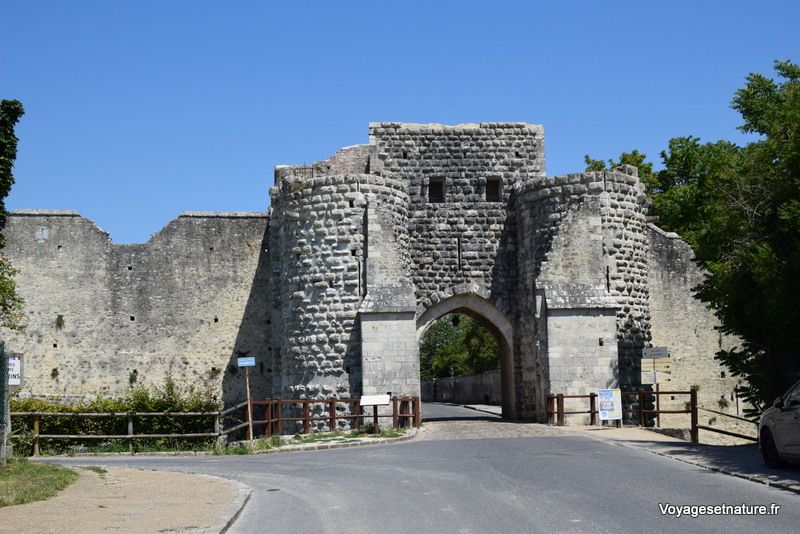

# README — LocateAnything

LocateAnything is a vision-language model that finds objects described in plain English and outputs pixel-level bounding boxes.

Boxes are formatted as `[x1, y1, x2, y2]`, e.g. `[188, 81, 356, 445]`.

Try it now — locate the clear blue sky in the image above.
[3, 1, 798, 243]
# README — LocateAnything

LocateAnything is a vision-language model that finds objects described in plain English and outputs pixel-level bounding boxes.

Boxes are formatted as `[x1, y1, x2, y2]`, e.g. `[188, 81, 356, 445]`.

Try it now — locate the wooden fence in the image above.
[546, 389, 758, 444]
[11, 395, 421, 455]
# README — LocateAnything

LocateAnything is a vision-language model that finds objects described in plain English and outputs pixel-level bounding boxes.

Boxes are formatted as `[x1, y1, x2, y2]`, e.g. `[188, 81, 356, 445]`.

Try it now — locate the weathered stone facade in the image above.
[2, 122, 741, 432]
[2, 210, 270, 405]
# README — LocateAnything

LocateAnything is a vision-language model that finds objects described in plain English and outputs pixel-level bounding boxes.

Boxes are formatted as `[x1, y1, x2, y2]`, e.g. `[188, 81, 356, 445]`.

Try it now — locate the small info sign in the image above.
[8, 354, 22, 387]
[360, 394, 391, 406]
[598, 389, 622, 421]
[237, 356, 256, 368]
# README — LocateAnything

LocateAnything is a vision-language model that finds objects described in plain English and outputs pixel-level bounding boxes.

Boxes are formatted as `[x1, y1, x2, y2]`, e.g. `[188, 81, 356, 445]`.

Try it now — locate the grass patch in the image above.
[214, 435, 283, 455]
[0, 459, 78, 507]
[291, 431, 347, 444]
[213, 427, 408, 455]
[351, 428, 406, 439]
[293, 428, 406, 444]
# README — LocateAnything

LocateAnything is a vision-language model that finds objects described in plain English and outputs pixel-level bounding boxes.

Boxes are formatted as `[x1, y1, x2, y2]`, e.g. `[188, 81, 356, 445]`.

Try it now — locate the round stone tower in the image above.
[268, 165, 411, 405]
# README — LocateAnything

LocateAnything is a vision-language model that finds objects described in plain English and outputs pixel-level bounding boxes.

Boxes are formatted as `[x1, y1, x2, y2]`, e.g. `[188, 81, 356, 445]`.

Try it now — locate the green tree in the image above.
[419, 314, 500, 380]
[0, 100, 24, 331]
[693, 61, 800, 411]
[587, 62, 800, 412]
[647, 137, 741, 248]
[583, 149, 656, 187]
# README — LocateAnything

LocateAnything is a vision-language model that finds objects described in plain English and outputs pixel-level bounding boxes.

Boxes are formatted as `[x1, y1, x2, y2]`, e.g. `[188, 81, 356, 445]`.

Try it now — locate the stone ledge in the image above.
[10, 209, 82, 216]
[179, 211, 268, 218]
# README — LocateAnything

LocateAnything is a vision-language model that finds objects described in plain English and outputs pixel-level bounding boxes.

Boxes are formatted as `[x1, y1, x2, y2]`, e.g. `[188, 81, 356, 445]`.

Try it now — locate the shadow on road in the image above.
[619, 438, 800, 490]
[421, 402, 502, 423]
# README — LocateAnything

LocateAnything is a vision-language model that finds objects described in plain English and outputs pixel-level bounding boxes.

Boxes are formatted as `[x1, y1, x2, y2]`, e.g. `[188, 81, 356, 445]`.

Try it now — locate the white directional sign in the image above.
[360, 394, 391, 406]
[8, 354, 22, 387]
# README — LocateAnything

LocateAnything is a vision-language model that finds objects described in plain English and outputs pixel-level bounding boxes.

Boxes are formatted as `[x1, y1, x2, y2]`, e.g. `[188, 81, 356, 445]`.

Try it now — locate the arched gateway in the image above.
[416, 292, 516, 419]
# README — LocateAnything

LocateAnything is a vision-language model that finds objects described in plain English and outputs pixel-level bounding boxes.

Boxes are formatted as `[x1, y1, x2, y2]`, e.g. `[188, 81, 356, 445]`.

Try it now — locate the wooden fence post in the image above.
[329, 399, 336, 432]
[33, 414, 40, 456]
[127, 413, 134, 455]
[303, 400, 310, 434]
[589, 393, 597, 426]
[690, 389, 699, 444]
[214, 410, 224, 447]
[246, 392, 254, 442]
[276, 398, 283, 436]
[414, 397, 421, 428]
[267, 400, 274, 437]
[638, 390, 645, 427]
[655, 383, 661, 428]
[392, 397, 399, 429]
[556, 394, 565, 426]
[353, 399, 361, 431]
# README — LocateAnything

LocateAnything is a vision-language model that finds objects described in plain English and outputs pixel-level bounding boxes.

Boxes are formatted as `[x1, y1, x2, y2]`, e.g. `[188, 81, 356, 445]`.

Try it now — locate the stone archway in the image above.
[416, 293, 516, 419]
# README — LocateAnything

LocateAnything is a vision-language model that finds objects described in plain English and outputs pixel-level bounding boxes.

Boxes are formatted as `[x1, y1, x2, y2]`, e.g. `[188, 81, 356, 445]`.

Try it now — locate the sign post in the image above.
[641, 346, 669, 385]
[1, 343, 8, 465]
[598, 388, 623, 428]
[237, 356, 256, 441]
[359, 394, 391, 434]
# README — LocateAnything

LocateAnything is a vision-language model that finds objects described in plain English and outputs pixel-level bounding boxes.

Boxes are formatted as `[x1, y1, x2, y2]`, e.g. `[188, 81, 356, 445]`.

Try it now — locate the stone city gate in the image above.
[3, 122, 739, 427]
[268, 122, 642, 421]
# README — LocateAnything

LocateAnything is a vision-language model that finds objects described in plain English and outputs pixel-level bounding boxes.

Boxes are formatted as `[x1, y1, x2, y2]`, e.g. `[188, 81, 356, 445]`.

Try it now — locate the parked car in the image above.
[758, 378, 800, 467]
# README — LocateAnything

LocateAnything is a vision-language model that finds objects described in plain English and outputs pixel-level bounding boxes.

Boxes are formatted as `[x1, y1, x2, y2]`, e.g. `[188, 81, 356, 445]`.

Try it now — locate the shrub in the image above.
[9, 378, 220, 455]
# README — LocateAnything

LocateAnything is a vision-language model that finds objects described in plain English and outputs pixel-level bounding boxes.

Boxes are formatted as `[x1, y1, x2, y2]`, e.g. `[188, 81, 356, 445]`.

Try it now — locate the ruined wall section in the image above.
[275, 144, 373, 181]
[647, 225, 751, 443]
[3, 211, 111, 399]
[2, 210, 270, 403]
[268, 170, 410, 403]
[370, 122, 544, 319]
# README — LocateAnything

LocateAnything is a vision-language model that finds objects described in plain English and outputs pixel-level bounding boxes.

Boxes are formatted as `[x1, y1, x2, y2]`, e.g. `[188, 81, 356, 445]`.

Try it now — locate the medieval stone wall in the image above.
[647, 224, 752, 443]
[2, 210, 270, 404]
[1, 122, 742, 436]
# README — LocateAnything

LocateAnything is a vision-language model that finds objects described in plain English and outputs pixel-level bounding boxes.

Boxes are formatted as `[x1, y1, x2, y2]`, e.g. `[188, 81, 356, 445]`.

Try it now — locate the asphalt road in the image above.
[49, 406, 799, 534]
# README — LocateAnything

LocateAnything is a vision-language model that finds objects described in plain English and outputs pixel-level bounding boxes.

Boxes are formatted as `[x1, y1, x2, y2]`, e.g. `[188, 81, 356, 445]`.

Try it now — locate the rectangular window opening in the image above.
[486, 177, 501, 202]
[429, 177, 445, 203]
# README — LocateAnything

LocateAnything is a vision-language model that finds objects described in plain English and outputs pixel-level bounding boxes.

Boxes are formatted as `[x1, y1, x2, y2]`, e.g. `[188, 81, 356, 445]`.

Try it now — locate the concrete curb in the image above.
[210, 476, 252, 534]
[250, 427, 418, 455]
[458, 404, 503, 417]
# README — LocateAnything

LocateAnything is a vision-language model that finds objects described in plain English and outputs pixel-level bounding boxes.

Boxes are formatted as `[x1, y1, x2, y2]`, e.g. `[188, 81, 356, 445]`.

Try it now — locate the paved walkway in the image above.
[571, 425, 800, 494]
[0, 467, 250, 534]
